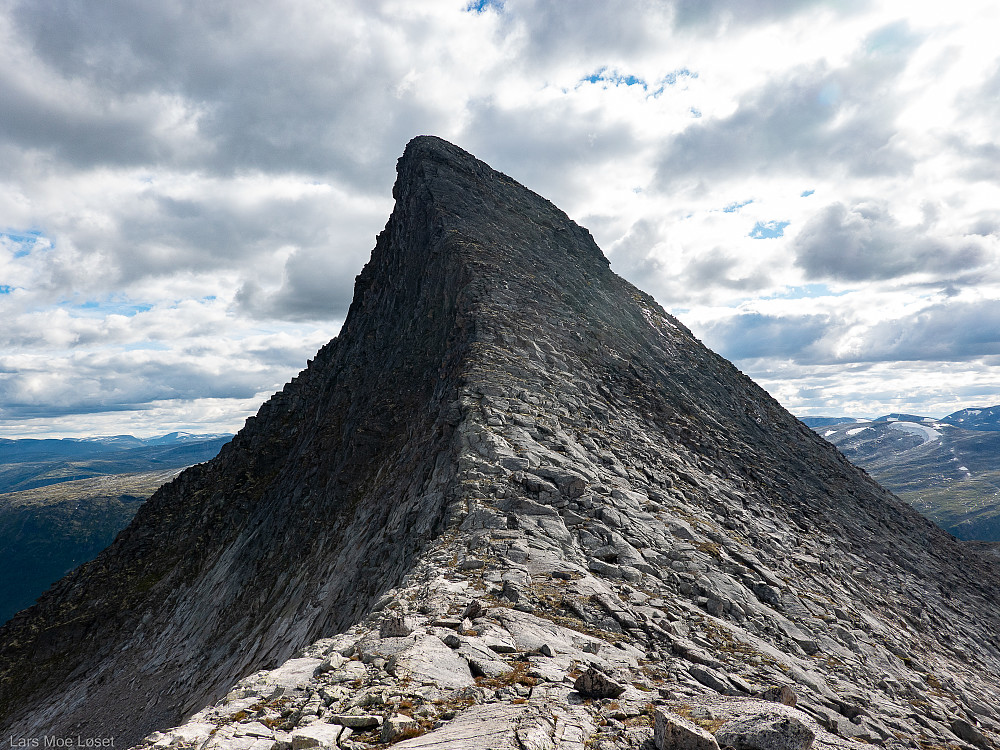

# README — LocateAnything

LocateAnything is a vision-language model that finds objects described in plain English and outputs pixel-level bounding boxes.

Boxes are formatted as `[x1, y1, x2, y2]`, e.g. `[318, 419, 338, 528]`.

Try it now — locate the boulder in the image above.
[382, 714, 421, 743]
[380, 614, 413, 638]
[755, 685, 797, 707]
[573, 667, 625, 698]
[290, 724, 343, 749]
[653, 709, 720, 750]
[714, 713, 815, 750]
[387, 635, 475, 688]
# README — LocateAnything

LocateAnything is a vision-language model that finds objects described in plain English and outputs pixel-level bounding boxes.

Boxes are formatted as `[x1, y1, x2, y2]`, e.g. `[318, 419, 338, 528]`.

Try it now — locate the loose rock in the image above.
[574, 667, 626, 698]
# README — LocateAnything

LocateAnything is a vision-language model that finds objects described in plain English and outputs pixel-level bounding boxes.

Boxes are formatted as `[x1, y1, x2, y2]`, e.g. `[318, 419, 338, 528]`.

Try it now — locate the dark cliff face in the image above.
[3, 137, 999, 747]
[0, 137, 487, 743]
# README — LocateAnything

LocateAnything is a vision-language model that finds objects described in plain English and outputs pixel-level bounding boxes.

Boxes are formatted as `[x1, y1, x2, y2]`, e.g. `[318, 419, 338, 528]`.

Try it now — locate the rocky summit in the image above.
[2, 137, 999, 750]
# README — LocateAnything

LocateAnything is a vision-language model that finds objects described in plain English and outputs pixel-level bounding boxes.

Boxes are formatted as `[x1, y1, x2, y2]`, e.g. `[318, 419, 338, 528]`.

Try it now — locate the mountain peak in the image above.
[3, 138, 1000, 749]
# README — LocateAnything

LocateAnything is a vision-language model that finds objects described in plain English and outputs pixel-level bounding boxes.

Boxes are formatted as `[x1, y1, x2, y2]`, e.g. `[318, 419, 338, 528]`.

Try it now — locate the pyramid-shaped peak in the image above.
[390, 136, 603, 256]
[400, 134, 476, 165]
[3, 137, 1000, 749]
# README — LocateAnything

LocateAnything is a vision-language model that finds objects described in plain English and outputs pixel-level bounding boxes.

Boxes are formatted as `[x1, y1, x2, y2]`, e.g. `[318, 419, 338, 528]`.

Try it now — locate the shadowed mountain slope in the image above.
[2, 138, 999, 749]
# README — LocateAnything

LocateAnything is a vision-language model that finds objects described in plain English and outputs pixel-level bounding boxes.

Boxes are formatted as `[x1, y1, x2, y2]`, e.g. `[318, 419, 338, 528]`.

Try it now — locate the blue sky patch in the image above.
[801, 189, 815, 197]
[650, 69, 698, 97]
[124, 341, 169, 352]
[1, 229, 49, 258]
[661, 68, 697, 85]
[0, 285, 13, 295]
[72, 299, 154, 317]
[583, 67, 647, 89]
[723, 199, 753, 213]
[766, 283, 847, 300]
[581, 67, 696, 97]
[749, 220, 790, 239]
[466, 0, 502, 13]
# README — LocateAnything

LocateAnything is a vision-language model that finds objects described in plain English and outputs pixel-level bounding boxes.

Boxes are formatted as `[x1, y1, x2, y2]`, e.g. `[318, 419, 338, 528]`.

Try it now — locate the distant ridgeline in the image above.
[0, 433, 230, 624]
[803, 408, 1000, 542]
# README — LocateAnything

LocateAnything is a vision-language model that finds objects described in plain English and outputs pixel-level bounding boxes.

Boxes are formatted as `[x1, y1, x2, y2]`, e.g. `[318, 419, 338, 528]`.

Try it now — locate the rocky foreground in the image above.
[134, 359, 1000, 750]
[136, 527, 996, 749]
[4, 138, 999, 749]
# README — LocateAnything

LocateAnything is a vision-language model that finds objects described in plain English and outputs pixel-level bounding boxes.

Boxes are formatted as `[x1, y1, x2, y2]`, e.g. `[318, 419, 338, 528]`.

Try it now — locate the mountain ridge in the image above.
[3, 137, 999, 749]
[800, 405, 1000, 432]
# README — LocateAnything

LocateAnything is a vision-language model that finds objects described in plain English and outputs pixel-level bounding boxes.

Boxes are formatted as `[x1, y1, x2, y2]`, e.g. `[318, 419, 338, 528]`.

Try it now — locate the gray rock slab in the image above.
[289, 723, 343, 749]
[473, 620, 520, 653]
[380, 614, 415, 637]
[328, 659, 368, 683]
[689, 665, 733, 695]
[492, 607, 605, 655]
[356, 633, 418, 663]
[951, 717, 992, 749]
[156, 722, 216, 745]
[235, 722, 276, 739]
[714, 713, 815, 750]
[388, 635, 475, 688]
[653, 709, 720, 750]
[227, 657, 324, 700]
[206, 738, 276, 750]
[329, 712, 381, 729]
[526, 654, 569, 683]
[552, 706, 596, 748]
[455, 636, 515, 678]
[392, 702, 526, 749]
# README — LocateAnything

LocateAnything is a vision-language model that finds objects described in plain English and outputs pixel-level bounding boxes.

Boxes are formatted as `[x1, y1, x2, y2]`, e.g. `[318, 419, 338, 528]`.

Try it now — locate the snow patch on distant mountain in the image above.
[889, 421, 940, 445]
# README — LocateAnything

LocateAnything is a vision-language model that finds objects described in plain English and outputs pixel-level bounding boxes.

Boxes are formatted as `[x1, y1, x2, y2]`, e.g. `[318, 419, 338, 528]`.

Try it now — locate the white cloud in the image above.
[1, 0, 1000, 435]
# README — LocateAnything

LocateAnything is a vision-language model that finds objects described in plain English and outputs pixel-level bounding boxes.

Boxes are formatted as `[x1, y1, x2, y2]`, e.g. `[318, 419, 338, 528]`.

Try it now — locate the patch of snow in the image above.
[958, 466, 969, 472]
[888, 421, 940, 445]
[824, 430, 836, 437]
[846, 427, 870, 436]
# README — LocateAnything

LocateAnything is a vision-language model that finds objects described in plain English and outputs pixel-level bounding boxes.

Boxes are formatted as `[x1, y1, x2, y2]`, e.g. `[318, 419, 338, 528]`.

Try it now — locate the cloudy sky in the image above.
[2, 0, 999, 438]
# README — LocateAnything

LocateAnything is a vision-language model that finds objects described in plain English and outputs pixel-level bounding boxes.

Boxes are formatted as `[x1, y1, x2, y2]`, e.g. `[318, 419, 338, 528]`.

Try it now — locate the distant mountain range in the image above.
[801, 406, 1000, 431]
[0, 432, 231, 624]
[802, 407, 1000, 541]
[0, 432, 232, 494]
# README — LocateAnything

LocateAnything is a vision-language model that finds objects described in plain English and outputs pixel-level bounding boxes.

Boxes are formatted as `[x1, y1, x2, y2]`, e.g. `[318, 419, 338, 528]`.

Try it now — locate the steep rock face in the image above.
[3, 137, 1000, 750]
[0, 138, 488, 743]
